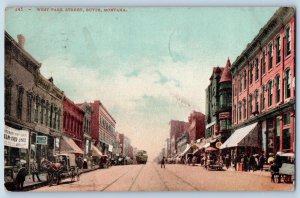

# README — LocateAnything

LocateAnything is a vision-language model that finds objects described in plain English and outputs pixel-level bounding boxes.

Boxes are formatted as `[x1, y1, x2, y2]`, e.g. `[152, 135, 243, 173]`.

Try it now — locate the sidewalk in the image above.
[224, 166, 271, 177]
[8, 166, 101, 191]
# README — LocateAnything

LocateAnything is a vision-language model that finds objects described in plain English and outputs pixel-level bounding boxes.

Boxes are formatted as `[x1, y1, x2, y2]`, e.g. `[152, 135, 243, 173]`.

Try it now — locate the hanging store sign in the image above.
[36, 135, 48, 145]
[216, 142, 222, 148]
[4, 125, 29, 149]
[108, 144, 113, 152]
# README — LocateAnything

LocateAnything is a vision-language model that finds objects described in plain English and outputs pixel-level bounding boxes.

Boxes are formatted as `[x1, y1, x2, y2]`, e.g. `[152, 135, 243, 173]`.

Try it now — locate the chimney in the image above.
[48, 77, 53, 83]
[17, 34, 25, 48]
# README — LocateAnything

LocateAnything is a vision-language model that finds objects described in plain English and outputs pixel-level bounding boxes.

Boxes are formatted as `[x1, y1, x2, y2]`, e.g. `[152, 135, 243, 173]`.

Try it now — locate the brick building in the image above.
[224, 7, 295, 156]
[188, 111, 206, 143]
[91, 100, 116, 156]
[62, 97, 84, 152]
[169, 120, 188, 156]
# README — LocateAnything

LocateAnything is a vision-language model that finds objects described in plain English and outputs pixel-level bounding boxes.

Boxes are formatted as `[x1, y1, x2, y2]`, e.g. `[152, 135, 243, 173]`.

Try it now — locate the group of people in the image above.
[230, 153, 266, 172]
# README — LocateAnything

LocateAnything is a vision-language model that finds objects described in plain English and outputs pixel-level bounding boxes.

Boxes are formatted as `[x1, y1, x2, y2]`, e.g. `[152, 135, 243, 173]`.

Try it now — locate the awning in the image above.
[179, 144, 192, 157]
[206, 121, 216, 129]
[220, 122, 258, 149]
[204, 143, 210, 148]
[91, 144, 103, 157]
[60, 136, 84, 154]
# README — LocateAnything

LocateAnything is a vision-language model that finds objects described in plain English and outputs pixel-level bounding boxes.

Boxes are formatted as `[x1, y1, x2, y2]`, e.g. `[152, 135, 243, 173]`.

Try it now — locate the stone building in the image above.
[224, 7, 295, 157]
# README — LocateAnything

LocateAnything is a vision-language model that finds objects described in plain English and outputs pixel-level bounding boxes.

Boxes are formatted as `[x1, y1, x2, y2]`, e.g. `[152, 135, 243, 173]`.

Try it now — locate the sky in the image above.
[5, 7, 278, 160]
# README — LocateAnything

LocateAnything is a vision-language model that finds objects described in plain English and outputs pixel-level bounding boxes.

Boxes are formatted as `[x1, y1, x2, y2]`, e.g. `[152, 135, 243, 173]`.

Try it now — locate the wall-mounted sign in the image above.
[4, 125, 29, 149]
[36, 136, 48, 145]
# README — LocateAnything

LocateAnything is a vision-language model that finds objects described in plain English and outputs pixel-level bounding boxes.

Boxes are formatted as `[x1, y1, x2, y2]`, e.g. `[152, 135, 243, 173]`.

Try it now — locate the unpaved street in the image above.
[32, 163, 294, 192]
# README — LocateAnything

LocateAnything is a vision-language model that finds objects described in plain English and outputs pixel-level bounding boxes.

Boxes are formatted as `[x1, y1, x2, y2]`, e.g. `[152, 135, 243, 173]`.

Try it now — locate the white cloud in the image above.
[40, 55, 212, 159]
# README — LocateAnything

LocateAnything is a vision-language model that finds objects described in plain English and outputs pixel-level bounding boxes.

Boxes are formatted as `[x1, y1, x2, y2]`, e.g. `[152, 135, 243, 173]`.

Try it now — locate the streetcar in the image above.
[136, 150, 148, 164]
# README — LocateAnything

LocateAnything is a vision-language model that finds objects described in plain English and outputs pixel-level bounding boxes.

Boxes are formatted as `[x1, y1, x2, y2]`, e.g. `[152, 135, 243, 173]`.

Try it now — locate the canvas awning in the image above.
[91, 144, 103, 157]
[179, 144, 192, 157]
[220, 122, 258, 149]
[204, 143, 210, 148]
[60, 136, 84, 154]
[206, 121, 216, 129]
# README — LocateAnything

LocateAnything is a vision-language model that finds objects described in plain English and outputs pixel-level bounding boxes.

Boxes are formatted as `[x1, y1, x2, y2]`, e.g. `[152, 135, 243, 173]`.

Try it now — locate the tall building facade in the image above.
[91, 100, 116, 156]
[169, 120, 188, 156]
[205, 67, 224, 139]
[229, 7, 295, 156]
[188, 111, 206, 143]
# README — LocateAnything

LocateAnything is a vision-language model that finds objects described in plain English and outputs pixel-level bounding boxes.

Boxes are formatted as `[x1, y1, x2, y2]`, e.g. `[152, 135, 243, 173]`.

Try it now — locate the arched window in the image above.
[268, 42, 273, 69]
[249, 63, 253, 84]
[261, 85, 265, 110]
[276, 36, 281, 64]
[255, 58, 259, 81]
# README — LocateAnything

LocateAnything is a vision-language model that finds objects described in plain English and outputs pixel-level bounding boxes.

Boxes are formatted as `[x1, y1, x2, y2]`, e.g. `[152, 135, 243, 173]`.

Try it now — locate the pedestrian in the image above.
[270, 161, 279, 183]
[161, 156, 166, 168]
[30, 159, 41, 182]
[225, 154, 231, 169]
[249, 155, 256, 172]
[15, 162, 27, 191]
[258, 154, 265, 171]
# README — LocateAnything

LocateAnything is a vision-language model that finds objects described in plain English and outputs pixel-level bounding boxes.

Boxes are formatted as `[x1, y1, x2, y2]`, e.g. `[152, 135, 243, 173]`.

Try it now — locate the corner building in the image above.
[229, 7, 295, 156]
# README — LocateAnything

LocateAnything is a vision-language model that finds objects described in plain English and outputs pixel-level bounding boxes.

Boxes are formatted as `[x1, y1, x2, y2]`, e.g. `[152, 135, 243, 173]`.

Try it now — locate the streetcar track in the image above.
[128, 164, 145, 191]
[152, 164, 170, 191]
[100, 168, 133, 191]
[160, 165, 200, 191]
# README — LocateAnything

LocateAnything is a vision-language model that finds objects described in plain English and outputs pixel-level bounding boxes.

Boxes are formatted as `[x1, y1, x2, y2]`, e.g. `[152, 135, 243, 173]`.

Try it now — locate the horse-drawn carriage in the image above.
[42, 153, 81, 186]
[272, 152, 295, 184]
[99, 155, 110, 169]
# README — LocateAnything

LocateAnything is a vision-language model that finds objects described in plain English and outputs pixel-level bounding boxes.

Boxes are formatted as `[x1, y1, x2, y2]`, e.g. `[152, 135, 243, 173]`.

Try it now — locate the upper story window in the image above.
[243, 99, 246, 119]
[255, 58, 259, 81]
[261, 49, 266, 75]
[243, 70, 247, 90]
[238, 102, 242, 121]
[5, 78, 13, 115]
[261, 85, 265, 110]
[239, 74, 242, 93]
[268, 43, 273, 69]
[249, 94, 253, 114]
[249, 63, 253, 84]
[255, 90, 259, 112]
[268, 80, 273, 106]
[276, 36, 281, 64]
[286, 26, 291, 56]
[16, 86, 24, 120]
[275, 75, 280, 103]
[283, 113, 291, 125]
[285, 68, 291, 99]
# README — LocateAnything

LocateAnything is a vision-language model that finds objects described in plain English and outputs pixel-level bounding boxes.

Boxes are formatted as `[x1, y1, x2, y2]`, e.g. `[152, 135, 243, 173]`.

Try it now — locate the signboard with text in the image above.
[4, 125, 29, 149]
[36, 135, 48, 145]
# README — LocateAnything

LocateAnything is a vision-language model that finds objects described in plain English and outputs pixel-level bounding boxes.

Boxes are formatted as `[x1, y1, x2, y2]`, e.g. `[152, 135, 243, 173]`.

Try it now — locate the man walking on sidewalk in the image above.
[30, 160, 41, 182]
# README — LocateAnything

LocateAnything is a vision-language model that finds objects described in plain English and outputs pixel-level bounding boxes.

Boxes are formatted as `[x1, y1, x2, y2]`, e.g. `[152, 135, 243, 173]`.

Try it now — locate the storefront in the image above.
[4, 125, 30, 168]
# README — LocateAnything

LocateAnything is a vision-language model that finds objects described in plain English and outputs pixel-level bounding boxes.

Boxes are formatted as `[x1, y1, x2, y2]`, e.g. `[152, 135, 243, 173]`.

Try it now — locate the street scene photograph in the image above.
[4, 7, 295, 192]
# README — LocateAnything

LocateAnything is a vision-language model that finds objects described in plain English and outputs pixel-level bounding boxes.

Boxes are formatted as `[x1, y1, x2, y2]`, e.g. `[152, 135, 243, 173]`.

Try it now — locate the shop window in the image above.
[285, 26, 291, 56]
[276, 36, 281, 64]
[268, 43, 273, 69]
[255, 58, 259, 81]
[283, 113, 291, 125]
[283, 128, 291, 150]
[226, 119, 231, 129]
[285, 69, 291, 98]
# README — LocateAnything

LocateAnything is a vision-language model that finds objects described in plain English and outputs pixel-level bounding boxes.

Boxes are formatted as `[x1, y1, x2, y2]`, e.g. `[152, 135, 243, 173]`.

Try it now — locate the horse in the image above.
[41, 158, 62, 186]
